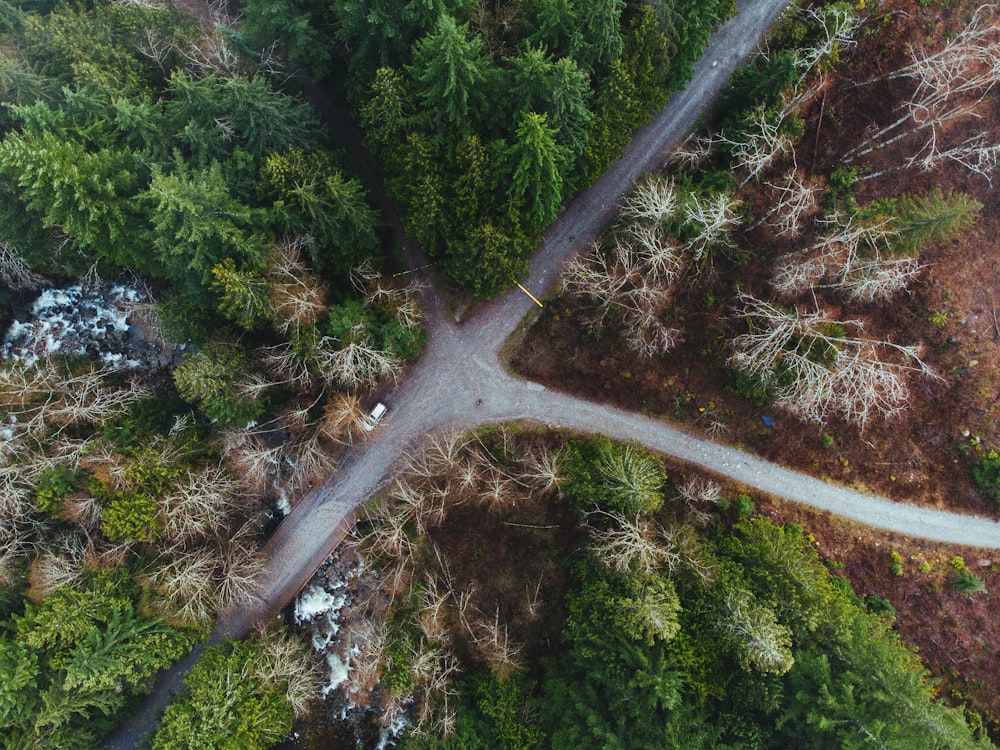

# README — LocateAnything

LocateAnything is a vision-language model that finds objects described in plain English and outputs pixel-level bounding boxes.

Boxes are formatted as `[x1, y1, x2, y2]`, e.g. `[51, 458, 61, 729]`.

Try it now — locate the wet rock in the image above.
[1, 282, 182, 370]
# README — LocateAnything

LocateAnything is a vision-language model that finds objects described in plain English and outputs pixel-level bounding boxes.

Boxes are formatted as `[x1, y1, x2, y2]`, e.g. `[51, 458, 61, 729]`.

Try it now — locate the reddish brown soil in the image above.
[513, 0, 1000, 727]
[424, 492, 580, 665]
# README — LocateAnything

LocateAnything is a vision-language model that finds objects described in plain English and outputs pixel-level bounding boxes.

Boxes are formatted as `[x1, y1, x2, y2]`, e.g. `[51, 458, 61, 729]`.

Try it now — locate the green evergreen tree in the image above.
[0, 130, 142, 269]
[166, 71, 323, 161]
[332, 0, 422, 75]
[101, 492, 160, 543]
[623, 5, 672, 115]
[563, 437, 666, 515]
[526, 0, 584, 60]
[359, 66, 412, 156]
[508, 48, 592, 165]
[4, 578, 194, 749]
[393, 131, 449, 257]
[585, 58, 638, 178]
[506, 111, 569, 229]
[445, 220, 530, 298]
[211, 259, 271, 331]
[152, 635, 311, 750]
[261, 149, 379, 268]
[238, 0, 334, 76]
[872, 190, 982, 255]
[145, 157, 266, 293]
[579, 0, 625, 67]
[408, 14, 486, 128]
[450, 134, 495, 231]
[173, 345, 262, 424]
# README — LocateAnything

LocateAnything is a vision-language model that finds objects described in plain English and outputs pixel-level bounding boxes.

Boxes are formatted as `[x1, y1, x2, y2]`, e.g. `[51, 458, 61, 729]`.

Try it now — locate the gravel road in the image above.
[105, 0, 1000, 745]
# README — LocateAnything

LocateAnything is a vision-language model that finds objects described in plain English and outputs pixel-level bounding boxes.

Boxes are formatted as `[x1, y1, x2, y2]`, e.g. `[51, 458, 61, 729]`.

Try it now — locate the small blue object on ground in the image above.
[761, 416, 773, 427]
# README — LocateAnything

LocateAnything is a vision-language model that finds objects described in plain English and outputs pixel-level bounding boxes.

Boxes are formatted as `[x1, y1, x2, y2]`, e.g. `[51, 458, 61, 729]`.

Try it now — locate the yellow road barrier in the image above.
[514, 281, 543, 308]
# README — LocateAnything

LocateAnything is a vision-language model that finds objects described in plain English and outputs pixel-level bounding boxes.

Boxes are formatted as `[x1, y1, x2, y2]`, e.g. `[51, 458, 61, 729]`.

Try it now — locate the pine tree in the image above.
[877, 190, 981, 255]
[359, 67, 411, 156]
[0, 130, 141, 268]
[509, 48, 593, 163]
[580, 0, 625, 67]
[507, 111, 569, 229]
[145, 157, 266, 292]
[173, 345, 262, 424]
[526, 0, 584, 60]
[210, 259, 270, 331]
[446, 221, 530, 298]
[408, 14, 486, 127]
[585, 58, 639, 177]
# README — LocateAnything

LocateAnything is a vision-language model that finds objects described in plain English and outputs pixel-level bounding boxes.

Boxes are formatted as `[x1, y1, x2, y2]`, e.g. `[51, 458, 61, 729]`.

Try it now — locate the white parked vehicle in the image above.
[360, 402, 387, 432]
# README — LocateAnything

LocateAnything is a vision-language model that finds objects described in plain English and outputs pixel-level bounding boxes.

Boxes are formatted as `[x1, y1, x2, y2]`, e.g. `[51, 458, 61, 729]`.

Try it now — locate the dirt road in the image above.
[104, 0, 1000, 745]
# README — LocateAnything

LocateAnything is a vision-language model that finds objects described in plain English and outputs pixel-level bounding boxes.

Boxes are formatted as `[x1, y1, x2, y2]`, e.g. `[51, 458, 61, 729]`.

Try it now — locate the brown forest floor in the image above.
[513, 0, 1000, 730]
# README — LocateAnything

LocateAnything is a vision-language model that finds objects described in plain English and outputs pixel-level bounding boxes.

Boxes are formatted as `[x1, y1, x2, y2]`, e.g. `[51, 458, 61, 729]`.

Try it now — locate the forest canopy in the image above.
[334, 431, 993, 749]
[240, 0, 736, 296]
[0, 0, 382, 339]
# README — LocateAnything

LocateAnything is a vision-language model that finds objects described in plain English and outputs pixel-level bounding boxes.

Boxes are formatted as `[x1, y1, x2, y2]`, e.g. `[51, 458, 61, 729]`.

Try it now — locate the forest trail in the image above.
[104, 0, 1000, 746]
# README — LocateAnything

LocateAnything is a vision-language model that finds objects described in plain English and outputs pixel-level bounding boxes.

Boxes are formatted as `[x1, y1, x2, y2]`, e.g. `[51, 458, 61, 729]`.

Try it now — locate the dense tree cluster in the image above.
[0, 0, 381, 339]
[0, 3, 406, 744]
[241, 0, 736, 296]
[381, 436, 991, 749]
[0, 574, 196, 749]
[151, 631, 321, 750]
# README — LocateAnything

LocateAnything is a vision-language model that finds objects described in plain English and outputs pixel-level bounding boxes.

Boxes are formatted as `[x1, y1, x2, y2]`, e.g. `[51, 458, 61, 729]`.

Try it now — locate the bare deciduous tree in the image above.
[518, 446, 562, 494]
[161, 465, 241, 541]
[283, 428, 339, 494]
[314, 335, 401, 390]
[750, 170, 820, 238]
[623, 223, 684, 284]
[718, 587, 795, 675]
[682, 191, 741, 262]
[562, 242, 682, 357]
[258, 341, 315, 392]
[318, 393, 366, 445]
[178, 31, 242, 78]
[0, 241, 44, 290]
[718, 107, 795, 186]
[27, 533, 89, 600]
[587, 509, 677, 575]
[729, 294, 937, 427]
[793, 5, 860, 88]
[352, 261, 426, 330]
[267, 238, 328, 333]
[904, 131, 1000, 185]
[843, 6, 999, 165]
[250, 627, 323, 717]
[0, 362, 147, 435]
[219, 425, 284, 494]
[622, 176, 679, 225]
[667, 134, 715, 170]
[362, 500, 416, 562]
[61, 493, 103, 531]
[347, 618, 390, 694]
[411, 647, 460, 738]
[848, 5, 999, 91]
[140, 547, 220, 628]
[423, 430, 472, 475]
[676, 477, 723, 526]
[134, 26, 176, 73]
[0, 514, 37, 587]
[418, 576, 452, 644]
[470, 607, 523, 680]
[771, 214, 923, 302]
